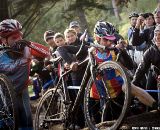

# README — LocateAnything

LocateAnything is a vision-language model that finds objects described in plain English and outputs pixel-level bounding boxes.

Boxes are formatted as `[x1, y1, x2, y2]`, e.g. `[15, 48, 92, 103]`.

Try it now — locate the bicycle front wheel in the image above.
[34, 87, 65, 130]
[84, 61, 131, 130]
[0, 74, 18, 130]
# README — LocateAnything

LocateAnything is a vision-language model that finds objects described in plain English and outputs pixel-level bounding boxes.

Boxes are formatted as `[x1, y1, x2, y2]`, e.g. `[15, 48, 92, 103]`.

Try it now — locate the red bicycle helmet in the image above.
[0, 19, 22, 38]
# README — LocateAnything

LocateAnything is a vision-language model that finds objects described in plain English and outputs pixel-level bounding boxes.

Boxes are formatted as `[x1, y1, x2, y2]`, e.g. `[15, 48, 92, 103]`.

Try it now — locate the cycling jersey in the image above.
[0, 42, 50, 92]
[90, 49, 123, 99]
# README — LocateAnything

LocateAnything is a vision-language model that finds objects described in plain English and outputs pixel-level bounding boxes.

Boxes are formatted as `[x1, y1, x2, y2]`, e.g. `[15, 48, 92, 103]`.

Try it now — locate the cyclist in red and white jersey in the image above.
[0, 19, 50, 130]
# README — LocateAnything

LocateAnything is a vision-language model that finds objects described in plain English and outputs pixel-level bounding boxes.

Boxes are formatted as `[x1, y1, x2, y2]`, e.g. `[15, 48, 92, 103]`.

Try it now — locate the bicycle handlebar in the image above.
[89, 42, 117, 51]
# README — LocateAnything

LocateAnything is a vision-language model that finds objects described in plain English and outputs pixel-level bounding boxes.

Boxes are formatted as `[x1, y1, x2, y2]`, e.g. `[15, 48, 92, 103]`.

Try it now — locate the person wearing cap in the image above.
[69, 21, 82, 39]
[127, 12, 139, 63]
[69, 21, 93, 44]
[44, 30, 57, 54]
[132, 24, 160, 110]
[128, 12, 139, 41]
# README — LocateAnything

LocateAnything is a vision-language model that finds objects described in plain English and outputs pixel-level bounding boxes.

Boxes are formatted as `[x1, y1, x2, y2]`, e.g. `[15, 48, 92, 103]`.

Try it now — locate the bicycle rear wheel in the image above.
[0, 74, 18, 130]
[34, 87, 65, 130]
[84, 61, 131, 130]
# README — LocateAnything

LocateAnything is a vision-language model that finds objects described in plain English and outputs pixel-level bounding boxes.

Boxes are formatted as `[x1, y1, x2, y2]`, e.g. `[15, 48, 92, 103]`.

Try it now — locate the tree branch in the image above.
[23, 1, 57, 37]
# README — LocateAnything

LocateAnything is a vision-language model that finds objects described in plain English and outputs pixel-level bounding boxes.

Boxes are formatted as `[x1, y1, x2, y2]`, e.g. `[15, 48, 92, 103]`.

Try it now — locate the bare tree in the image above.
[0, 0, 59, 37]
[112, 0, 121, 21]
[75, 6, 88, 33]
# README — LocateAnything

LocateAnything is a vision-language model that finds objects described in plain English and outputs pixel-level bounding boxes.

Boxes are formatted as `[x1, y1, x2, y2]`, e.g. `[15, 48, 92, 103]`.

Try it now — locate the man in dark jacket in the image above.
[132, 24, 160, 109]
[131, 10, 160, 93]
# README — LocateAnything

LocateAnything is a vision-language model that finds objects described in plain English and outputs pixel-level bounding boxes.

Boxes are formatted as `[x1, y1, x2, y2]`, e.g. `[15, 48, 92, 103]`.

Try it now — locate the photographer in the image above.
[132, 24, 160, 109]
[132, 10, 160, 49]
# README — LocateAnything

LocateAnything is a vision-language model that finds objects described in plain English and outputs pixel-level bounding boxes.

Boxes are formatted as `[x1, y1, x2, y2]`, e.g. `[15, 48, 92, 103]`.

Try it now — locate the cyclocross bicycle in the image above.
[34, 43, 131, 130]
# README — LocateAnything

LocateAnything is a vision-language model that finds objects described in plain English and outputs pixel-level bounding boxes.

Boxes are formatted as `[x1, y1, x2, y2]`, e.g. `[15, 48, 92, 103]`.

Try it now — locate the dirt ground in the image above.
[121, 110, 160, 129]
[82, 110, 160, 130]
[30, 99, 160, 130]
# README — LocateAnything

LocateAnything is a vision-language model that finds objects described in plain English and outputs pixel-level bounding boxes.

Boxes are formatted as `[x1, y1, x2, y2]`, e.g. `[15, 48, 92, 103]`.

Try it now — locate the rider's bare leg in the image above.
[122, 84, 156, 107]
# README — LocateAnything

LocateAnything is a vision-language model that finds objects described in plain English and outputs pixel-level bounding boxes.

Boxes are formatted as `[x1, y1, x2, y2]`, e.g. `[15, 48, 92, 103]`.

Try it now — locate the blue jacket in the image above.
[0, 49, 30, 93]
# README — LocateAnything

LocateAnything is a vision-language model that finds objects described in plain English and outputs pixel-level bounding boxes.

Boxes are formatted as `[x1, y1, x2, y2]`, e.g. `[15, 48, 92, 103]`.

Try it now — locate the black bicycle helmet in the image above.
[0, 19, 22, 38]
[129, 12, 139, 19]
[94, 21, 116, 40]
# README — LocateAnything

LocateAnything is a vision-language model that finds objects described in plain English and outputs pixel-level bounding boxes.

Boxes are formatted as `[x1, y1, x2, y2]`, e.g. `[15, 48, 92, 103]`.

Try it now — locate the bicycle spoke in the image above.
[84, 61, 131, 130]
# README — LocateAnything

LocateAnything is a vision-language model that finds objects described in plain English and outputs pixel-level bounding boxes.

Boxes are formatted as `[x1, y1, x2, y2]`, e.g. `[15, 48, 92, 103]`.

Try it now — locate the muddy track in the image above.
[83, 110, 160, 130]
[31, 100, 160, 130]
[120, 110, 160, 130]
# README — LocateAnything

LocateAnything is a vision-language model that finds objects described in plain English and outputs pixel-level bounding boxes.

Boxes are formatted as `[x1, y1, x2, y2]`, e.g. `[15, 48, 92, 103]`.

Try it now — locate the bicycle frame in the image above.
[43, 46, 97, 124]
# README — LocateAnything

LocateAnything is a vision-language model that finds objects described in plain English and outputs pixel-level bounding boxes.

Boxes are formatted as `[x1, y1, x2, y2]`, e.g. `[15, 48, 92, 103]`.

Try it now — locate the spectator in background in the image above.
[131, 9, 160, 99]
[143, 12, 156, 29]
[44, 30, 57, 53]
[132, 13, 156, 65]
[127, 12, 139, 61]
[57, 28, 88, 128]
[64, 28, 81, 46]
[132, 24, 160, 109]
[69, 21, 82, 39]
[54, 32, 66, 47]
[69, 21, 93, 44]
[132, 10, 160, 48]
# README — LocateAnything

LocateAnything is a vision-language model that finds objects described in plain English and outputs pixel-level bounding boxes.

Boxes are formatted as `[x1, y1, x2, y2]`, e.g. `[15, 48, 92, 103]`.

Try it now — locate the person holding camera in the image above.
[132, 24, 160, 110]
[132, 10, 160, 49]
[131, 10, 160, 100]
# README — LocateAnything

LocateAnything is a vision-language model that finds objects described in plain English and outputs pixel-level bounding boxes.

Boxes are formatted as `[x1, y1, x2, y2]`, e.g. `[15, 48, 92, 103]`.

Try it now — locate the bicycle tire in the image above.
[34, 87, 65, 130]
[84, 61, 131, 130]
[0, 74, 18, 130]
